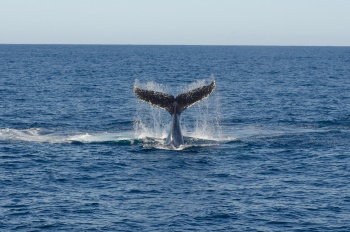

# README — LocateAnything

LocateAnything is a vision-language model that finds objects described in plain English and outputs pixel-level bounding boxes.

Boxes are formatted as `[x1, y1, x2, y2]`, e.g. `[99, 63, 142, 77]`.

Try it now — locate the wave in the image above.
[67, 132, 138, 145]
[0, 128, 138, 145]
[1, 124, 332, 150]
[0, 128, 64, 143]
[0, 128, 236, 150]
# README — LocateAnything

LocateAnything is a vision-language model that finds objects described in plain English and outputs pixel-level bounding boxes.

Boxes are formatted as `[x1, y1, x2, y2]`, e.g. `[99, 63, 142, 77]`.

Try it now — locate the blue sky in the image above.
[1, 0, 349, 46]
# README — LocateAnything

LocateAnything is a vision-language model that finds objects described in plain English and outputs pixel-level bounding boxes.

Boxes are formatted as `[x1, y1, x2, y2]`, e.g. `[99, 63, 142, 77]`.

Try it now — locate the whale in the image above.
[133, 80, 216, 148]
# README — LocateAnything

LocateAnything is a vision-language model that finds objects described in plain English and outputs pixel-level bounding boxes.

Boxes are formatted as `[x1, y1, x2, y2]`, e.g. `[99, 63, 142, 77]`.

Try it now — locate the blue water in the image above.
[1, 45, 350, 231]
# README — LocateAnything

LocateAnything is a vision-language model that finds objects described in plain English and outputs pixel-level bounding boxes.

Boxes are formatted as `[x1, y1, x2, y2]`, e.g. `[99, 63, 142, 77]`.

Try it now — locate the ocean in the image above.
[1, 45, 350, 231]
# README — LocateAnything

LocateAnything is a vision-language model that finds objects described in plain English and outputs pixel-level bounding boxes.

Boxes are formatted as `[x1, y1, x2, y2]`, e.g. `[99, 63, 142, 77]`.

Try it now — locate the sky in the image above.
[1, 0, 349, 46]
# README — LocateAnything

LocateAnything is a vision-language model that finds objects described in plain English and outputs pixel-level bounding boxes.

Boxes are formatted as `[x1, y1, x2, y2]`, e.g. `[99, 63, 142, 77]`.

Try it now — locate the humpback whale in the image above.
[133, 80, 216, 148]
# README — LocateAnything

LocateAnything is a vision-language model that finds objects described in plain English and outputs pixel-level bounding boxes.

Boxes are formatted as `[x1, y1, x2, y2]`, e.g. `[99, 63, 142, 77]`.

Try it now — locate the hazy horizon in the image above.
[1, 44, 350, 47]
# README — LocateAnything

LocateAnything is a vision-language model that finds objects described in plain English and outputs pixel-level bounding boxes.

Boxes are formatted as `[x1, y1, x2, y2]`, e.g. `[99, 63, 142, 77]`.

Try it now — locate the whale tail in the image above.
[133, 80, 216, 114]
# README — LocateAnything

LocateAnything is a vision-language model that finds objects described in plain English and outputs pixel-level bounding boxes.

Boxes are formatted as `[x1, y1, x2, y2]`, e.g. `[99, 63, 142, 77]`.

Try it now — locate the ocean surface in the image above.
[1, 45, 350, 231]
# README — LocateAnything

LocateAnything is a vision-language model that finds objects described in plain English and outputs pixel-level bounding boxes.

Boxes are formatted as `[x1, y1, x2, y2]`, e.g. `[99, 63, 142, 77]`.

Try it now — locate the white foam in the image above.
[0, 128, 136, 144]
[67, 131, 136, 143]
[0, 128, 64, 143]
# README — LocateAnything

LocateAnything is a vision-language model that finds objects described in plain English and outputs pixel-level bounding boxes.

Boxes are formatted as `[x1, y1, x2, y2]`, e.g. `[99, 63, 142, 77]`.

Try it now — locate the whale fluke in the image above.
[133, 80, 216, 114]
[133, 80, 216, 148]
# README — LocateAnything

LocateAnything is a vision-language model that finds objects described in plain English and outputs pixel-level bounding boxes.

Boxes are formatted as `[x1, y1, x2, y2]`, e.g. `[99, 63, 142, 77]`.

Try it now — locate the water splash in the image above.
[133, 80, 170, 140]
[179, 77, 223, 140]
[133, 77, 224, 144]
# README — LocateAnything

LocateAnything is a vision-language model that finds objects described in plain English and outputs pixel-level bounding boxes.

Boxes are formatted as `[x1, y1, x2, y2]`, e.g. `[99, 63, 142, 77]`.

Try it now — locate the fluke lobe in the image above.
[134, 81, 216, 148]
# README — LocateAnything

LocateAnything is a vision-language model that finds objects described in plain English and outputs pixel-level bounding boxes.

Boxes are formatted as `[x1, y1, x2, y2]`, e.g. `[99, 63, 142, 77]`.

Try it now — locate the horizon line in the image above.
[0, 43, 349, 47]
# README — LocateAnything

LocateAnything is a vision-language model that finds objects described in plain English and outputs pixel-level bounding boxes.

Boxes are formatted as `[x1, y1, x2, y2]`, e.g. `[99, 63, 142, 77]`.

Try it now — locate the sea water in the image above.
[1, 45, 350, 231]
